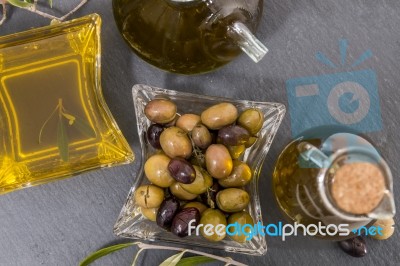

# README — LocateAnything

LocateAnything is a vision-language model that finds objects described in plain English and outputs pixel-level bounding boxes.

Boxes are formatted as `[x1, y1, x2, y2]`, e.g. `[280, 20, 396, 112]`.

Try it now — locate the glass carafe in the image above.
[112, 0, 267, 74]
[273, 128, 395, 240]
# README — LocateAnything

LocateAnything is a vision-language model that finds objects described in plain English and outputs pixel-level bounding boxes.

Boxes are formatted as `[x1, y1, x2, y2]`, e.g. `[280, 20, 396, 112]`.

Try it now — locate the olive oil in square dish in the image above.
[0, 14, 134, 194]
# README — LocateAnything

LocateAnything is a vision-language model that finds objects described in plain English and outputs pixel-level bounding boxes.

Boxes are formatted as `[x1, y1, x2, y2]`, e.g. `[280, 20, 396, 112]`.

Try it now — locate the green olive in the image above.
[227, 211, 254, 243]
[245, 136, 258, 148]
[183, 202, 208, 215]
[180, 166, 213, 194]
[135, 185, 164, 208]
[216, 188, 249, 212]
[144, 99, 177, 124]
[176, 114, 201, 132]
[201, 103, 238, 130]
[205, 144, 233, 179]
[371, 218, 395, 240]
[141, 207, 158, 221]
[218, 161, 252, 188]
[144, 154, 174, 188]
[160, 126, 192, 159]
[169, 182, 198, 200]
[192, 124, 212, 149]
[164, 114, 180, 127]
[227, 145, 246, 160]
[237, 108, 264, 135]
[200, 209, 227, 241]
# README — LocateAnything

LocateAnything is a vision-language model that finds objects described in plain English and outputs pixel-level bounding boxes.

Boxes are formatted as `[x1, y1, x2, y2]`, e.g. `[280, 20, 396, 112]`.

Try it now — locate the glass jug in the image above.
[113, 0, 267, 74]
[273, 128, 395, 240]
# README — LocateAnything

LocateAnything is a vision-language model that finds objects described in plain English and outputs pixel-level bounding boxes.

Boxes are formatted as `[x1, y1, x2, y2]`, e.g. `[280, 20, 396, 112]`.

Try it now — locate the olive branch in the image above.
[38, 98, 96, 162]
[80, 242, 247, 266]
[0, 0, 88, 26]
[188, 132, 206, 167]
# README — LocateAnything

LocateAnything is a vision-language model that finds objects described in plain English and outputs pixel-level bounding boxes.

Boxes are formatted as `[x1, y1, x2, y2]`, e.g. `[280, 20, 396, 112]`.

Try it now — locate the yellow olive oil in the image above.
[0, 15, 134, 194]
[272, 129, 393, 240]
[273, 138, 324, 227]
[113, 0, 261, 74]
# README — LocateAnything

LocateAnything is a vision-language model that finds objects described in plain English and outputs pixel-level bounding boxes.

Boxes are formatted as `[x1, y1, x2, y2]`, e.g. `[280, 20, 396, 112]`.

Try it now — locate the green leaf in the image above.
[48, 0, 52, 8]
[159, 250, 187, 266]
[176, 256, 216, 266]
[80, 243, 137, 266]
[73, 116, 96, 138]
[57, 118, 69, 162]
[7, 0, 33, 8]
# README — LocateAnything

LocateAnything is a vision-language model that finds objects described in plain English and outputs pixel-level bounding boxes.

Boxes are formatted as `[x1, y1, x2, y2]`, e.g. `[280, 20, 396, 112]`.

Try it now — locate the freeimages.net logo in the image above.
[286, 39, 382, 137]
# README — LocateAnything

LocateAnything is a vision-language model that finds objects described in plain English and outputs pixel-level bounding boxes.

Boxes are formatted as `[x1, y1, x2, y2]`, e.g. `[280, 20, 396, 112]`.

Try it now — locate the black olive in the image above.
[147, 124, 164, 149]
[156, 197, 180, 230]
[168, 157, 196, 184]
[217, 125, 250, 146]
[171, 207, 200, 237]
[338, 236, 367, 257]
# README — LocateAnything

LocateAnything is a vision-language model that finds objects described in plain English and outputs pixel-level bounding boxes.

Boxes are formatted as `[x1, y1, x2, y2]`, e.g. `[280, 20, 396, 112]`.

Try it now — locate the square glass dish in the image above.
[114, 84, 286, 255]
[0, 14, 134, 194]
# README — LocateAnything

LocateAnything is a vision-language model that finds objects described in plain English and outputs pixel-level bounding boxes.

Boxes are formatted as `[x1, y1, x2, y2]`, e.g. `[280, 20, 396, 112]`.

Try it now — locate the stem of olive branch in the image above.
[23, 0, 88, 21]
[131, 247, 145, 266]
[60, 0, 87, 21]
[134, 243, 248, 266]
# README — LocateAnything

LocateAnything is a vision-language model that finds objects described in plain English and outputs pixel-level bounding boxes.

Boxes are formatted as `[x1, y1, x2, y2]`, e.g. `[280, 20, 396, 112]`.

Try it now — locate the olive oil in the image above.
[0, 15, 134, 194]
[273, 138, 325, 227]
[113, 0, 263, 74]
[273, 130, 395, 240]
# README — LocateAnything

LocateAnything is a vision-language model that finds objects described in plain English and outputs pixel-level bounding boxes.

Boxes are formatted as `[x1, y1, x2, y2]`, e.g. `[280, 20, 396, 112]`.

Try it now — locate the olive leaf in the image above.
[79, 242, 138, 266]
[159, 250, 187, 266]
[39, 99, 97, 162]
[57, 118, 69, 162]
[176, 256, 216, 266]
[73, 116, 96, 138]
[81, 242, 245, 266]
[7, 0, 33, 8]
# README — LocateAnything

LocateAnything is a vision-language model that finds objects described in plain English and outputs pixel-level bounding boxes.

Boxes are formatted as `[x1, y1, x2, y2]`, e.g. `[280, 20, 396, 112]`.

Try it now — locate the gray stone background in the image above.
[0, 0, 399, 265]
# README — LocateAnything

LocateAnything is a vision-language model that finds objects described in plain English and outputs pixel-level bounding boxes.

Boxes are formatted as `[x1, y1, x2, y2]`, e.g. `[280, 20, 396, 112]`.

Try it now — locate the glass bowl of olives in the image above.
[114, 84, 285, 255]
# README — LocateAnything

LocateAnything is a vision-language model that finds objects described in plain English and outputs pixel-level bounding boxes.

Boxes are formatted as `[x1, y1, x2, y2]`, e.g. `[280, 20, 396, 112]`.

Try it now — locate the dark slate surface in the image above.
[0, 0, 399, 265]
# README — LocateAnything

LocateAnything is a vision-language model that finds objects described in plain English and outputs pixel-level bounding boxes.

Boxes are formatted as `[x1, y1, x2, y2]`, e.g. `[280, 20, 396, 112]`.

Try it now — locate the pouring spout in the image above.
[227, 22, 268, 63]
[297, 142, 330, 168]
[368, 191, 396, 220]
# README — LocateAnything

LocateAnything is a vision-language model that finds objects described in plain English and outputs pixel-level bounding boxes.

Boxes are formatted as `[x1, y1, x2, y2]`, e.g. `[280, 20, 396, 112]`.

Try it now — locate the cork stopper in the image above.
[330, 162, 386, 215]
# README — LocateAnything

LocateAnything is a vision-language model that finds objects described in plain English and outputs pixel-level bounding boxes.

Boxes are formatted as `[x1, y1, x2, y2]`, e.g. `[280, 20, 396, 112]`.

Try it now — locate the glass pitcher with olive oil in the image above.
[113, 0, 267, 74]
[273, 127, 395, 240]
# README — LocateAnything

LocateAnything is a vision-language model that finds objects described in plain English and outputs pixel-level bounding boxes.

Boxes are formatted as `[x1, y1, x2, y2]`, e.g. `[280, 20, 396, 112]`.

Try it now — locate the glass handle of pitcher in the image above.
[227, 22, 268, 63]
[297, 142, 330, 168]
